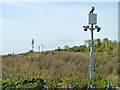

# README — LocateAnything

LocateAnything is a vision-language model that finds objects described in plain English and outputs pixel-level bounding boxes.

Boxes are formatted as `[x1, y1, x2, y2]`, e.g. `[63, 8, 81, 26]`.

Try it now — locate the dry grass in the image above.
[2, 51, 118, 84]
[2, 51, 90, 79]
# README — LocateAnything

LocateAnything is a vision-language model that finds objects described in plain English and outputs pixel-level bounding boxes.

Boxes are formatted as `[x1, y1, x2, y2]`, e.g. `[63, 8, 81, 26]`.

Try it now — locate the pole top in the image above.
[89, 7, 95, 14]
[32, 39, 34, 45]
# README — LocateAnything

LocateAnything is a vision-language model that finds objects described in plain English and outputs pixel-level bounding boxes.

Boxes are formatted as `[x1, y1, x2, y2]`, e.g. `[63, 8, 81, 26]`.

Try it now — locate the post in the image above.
[90, 24, 94, 78]
[38, 46, 40, 54]
[66, 84, 71, 90]
[32, 39, 34, 59]
[83, 7, 101, 79]
[32, 44, 34, 57]
[44, 46, 45, 52]
[41, 44, 43, 52]
[38, 46, 40, 58]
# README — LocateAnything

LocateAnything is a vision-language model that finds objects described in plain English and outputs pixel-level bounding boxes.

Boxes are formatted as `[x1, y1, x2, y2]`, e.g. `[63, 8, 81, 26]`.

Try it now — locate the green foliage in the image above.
[55, 47, 62, 51]
[2, 72, 118, 88]
[95, 38, 102, 48]
[62, 45, 87, 52]
[2, 77, 46, 89]
[60, 38, 118, 53]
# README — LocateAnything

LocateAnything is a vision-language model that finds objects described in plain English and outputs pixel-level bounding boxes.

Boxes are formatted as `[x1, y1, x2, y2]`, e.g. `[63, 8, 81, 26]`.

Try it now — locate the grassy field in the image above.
[2, 49, 119, 88]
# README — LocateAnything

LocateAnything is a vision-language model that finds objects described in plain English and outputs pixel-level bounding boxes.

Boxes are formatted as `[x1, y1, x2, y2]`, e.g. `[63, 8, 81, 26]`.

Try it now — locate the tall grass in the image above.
[2, 51, 119, 88]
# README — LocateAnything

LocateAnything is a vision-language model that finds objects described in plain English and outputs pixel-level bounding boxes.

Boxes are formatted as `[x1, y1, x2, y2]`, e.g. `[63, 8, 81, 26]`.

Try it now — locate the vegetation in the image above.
[2, 38, 120, 88]
[55, 38, 118, 53]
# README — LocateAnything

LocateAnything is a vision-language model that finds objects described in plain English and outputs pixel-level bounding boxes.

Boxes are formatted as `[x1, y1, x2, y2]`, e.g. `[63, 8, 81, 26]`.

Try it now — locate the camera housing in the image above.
[83, 25, 89, 31]
[95, 25, 101, 32]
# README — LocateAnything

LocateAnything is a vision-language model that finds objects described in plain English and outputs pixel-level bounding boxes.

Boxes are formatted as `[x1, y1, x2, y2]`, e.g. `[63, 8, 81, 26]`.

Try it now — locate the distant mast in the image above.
[38, 46, 40, 56]
[41, 44, 43, 52]
[44, 46, 45, 52]
[32, 39, 34, 58]
[38, 46, 40, 52]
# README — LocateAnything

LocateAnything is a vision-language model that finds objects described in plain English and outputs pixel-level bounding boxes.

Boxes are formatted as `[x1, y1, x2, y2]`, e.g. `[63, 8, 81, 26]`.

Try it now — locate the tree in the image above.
[102, 38, 109, 43]
[96, 38, 102, 47]
[63, 45, 69, 49]
[102, 38, 109, 48]
[55, 47, 61, 51]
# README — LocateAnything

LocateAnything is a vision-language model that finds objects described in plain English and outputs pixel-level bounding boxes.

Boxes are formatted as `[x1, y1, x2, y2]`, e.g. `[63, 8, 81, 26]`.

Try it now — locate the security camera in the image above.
[95, 25, 101, 32]
[83, 25, 89, 29]
[89, 7, 95, 14]
[83, 25, 89, 31]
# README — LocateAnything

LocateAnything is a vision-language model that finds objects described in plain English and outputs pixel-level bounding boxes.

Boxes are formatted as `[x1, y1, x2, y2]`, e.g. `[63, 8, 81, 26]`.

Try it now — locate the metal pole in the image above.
[32, 43, 34, 58]
[83, 7, 101, 78]
[44, 47, 45, 52]
[38, 46, 40, 56]
[32, 39, 34, 59]
[41, 44, 43, 52]
[90, 24, 94, 78]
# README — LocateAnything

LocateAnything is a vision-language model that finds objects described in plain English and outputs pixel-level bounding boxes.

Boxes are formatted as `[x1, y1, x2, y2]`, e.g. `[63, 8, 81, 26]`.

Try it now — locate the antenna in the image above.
[44, 46, 45, 52]
[41, 44, 43, 53]
[38, 46, 40, 52]
[38, 46, 40, 60]
[32, 39, 34, 59]
[32, 39, 34, 46]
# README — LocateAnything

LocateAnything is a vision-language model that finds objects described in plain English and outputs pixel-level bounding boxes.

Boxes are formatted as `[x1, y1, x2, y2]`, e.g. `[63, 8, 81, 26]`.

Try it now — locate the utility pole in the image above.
[38, 46, 40, 60]
[44, 46, 45, 52]
[41, 44, 43, 53]
[38, 46, 40, 55]
[83, 7, 101, 78]
[90, 24, 94, 78]
[38, 46, 40, 53]
[32, 39, 34, 59]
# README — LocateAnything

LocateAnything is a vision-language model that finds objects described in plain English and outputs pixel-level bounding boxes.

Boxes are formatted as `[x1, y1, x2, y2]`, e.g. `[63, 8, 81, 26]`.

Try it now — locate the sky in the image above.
[0, 2, 118, 55]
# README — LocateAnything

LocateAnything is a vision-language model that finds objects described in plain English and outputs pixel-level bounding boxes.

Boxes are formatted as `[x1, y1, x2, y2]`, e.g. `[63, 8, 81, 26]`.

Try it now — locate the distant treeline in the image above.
[55, 38, 119, 52]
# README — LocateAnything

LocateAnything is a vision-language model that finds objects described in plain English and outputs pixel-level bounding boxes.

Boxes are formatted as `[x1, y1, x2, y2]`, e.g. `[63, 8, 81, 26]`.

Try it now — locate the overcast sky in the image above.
[1, 2, 118, 55]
